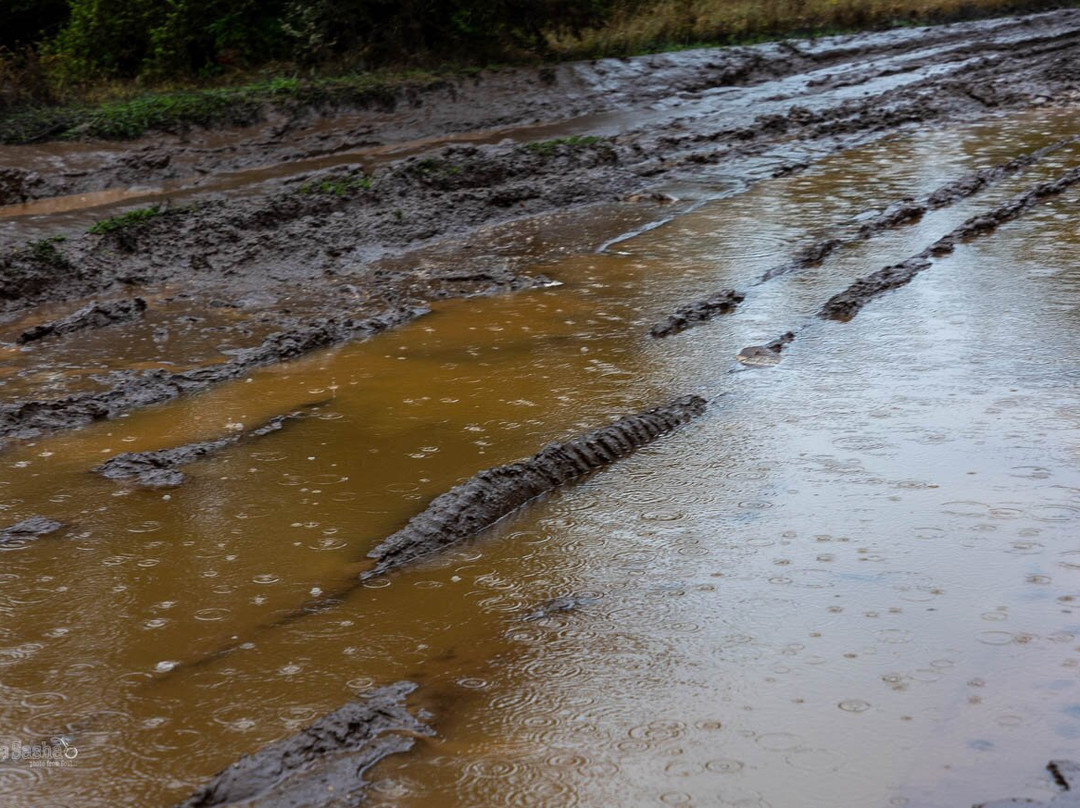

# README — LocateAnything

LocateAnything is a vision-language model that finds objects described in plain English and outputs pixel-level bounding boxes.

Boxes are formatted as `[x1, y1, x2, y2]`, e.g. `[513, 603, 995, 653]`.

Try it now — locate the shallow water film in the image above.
[3, 39, 1080, 808]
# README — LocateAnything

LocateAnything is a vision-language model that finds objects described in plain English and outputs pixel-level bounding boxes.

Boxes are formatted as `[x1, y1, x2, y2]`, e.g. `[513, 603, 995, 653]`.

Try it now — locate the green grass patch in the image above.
[25, 235, 70, 267]
[87, 205, 165, 235]
[299, 173, 373, 196]
[0, 72, 437, 145]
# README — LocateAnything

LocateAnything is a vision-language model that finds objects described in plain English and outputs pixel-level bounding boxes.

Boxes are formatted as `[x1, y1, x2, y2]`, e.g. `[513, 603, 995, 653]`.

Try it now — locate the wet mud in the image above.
[364, 394, 707, 578]
[15, 297, 146, 344]
[650, 135, 1074, 335]
[521, 595, 599, 622]
[821, 163, 1080, 320]
[93, 407, 316, 488]
[977, 761, 1080, 807]
[760, 135, 1075, 283]
[649, 290, 744, 337]
[2, 11, 1079, 436]
[0, 515, 63, 545]
[178, 681, 432, 808]
[736, 331, 796, 367]
[0, 306, 427, 441]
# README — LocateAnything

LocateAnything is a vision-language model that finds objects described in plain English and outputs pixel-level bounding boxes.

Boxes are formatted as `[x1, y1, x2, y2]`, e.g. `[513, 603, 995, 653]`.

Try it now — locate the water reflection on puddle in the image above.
[1, 109, 1079, 806]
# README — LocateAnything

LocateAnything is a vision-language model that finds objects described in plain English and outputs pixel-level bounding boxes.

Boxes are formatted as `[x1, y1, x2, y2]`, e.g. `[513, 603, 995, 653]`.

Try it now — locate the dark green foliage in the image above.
[41, 0, 611, 81]
[87, 206, 165, 235]
[26, 236, 71, 268]
[299, 173, 374, 195]
[0, 0, 69, 49]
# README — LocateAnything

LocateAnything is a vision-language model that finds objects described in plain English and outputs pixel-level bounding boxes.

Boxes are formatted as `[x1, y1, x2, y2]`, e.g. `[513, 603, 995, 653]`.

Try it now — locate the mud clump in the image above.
[0, 516, 64, 545]
[820, 165, 1080, 321]
[975, 759, 1080, 807]
[177, 681, 432, 808]
[650, 290, 744, 337]
[366, 395, 708, 577]
[17, 298, 147, 344]
[94, 409, 312, 488]
[736, 331, 796, 367]
[522, 595, 599, 621]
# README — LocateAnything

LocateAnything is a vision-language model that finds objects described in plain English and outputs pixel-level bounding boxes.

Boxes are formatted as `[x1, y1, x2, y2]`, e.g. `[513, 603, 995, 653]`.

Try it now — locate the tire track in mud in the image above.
[648, 136, 1078, 339]
[818, 162, 1080, 320]
[711, 160, 1080, 372]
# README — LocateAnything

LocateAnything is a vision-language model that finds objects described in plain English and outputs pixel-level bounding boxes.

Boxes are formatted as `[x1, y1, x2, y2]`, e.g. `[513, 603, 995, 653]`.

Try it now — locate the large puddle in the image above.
[2, 109, 1080, 806]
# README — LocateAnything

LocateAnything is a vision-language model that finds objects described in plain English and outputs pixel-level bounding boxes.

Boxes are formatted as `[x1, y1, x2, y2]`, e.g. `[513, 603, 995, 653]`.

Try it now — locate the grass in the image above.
[86, 205, 166, 235]
[0, 0, 1067, 145]
[544, 0, 1068, 59]
[0, 71, 437, 145]
[300, 173, 373, 196]
[25, 236, 70, 267]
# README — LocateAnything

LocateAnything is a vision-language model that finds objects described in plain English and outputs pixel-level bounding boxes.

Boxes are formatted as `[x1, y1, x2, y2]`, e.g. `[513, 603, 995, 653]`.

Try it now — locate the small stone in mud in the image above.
[522, 595, 600, 621]
[176, 681, 432, 808]
[17, 298, 147, 345]
[650, 290, 745, 338]
[0, 516, 64, 544]
[624, 191, 676, 204]
[975, 759, 1080, 807]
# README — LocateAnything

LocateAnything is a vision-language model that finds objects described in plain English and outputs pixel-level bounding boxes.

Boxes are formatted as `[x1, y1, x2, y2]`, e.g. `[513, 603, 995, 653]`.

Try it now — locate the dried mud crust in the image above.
[2, 10, 1080, 440]
[365, 394, 707, 578]
[177, 681, 433, 808]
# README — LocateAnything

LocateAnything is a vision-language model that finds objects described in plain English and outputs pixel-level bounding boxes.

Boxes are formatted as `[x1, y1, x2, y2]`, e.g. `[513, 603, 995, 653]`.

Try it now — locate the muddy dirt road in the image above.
[2, 8, 1080, 808]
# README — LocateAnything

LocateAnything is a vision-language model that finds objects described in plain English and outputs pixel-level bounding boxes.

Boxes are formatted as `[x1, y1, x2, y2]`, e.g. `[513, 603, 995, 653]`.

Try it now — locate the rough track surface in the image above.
[177, 681, 432, 808]
[365, 395, 708, 577]
[3, 10, 1080, 440]
[761, 136, 1075, 282]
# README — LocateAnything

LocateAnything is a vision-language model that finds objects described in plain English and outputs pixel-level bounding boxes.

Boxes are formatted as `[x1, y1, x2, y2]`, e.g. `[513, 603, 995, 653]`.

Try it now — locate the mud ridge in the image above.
[365, 394, 707, 578]
[650, 290, 744, 337]
[0, 516, 64, 545]
[16, 298, 147, 344]
[821, 164, 1080, 320]
[94, 407, 318, 488]
[0, 307, 425, 442]
[177, 681, 432, 808]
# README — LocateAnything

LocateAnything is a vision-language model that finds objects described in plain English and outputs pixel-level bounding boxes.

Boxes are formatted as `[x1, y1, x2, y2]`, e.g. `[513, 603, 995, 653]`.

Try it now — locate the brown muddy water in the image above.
[3, 109, 1080, 807]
